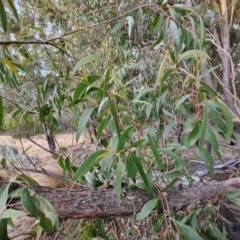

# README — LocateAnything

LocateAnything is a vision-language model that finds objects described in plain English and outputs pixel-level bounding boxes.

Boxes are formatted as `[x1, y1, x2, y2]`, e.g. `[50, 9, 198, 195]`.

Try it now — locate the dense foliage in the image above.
[0, 0, 240, 239]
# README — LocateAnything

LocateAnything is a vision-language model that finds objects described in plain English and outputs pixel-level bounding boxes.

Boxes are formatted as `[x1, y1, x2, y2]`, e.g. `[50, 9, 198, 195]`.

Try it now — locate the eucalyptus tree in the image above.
[0, 0, 239, 239]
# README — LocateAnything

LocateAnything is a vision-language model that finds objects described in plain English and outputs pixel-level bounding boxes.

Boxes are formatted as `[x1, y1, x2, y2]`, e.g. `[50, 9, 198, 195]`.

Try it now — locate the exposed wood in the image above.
[2, 177, 240, 219]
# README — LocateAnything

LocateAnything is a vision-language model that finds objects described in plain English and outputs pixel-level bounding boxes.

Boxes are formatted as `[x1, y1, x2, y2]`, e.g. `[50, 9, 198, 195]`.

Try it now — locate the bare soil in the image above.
[0, 130, 94, 187]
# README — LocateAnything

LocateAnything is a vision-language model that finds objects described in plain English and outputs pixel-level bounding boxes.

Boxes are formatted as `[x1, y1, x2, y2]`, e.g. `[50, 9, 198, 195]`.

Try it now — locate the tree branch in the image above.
[2, 177, 240, 219]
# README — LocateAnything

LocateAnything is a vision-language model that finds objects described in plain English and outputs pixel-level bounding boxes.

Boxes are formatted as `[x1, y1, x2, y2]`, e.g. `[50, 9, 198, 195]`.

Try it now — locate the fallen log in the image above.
[2, 177, 240, 219]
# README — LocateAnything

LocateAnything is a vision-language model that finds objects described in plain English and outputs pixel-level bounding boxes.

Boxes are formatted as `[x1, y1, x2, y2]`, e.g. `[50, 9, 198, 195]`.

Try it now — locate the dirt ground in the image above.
[0, 130, 94, 187]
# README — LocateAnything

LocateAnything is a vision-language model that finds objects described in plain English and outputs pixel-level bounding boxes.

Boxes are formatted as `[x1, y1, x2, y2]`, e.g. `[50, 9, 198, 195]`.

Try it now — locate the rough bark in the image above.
[211, 0, 239, 117]
[2, 177, 240, 219]
[43, 120, 56, 152]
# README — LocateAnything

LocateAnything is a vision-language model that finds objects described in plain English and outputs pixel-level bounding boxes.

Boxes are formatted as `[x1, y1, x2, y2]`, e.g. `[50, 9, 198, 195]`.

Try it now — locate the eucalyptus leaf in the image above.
[73, 55, 102, 73]
[136, 199, 158, 221]
[76, 108, 94, 142]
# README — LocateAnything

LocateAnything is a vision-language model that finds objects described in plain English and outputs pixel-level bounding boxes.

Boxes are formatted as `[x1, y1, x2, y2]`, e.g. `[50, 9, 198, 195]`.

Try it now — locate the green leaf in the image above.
[175, 220, 204, 240]
[135, 8, 144, 24]
[179, 50, 209, 62]
[209, 111, 228, 135]
[199, 106, 208, 150]
[21, 187, 42, 217]
[115, 160, 122, 205]
[111, 22, 124, 34]
[0, 95, 3, 126]
[76, 108, 94, 142]
[39, 104, 50, 122]
[150, 33, 163, 50]
[162, 170, 181, 179]
[175, 94, 190, 110]
[159, 148, 187, 166]
[152, 13, 160, 29]
[226, 190, 240, 199]
[169, 20, 180, 49]
[130, 139, 146, 148]
[0, 184, 10, 213]
[1, 209, 27, 219]
[108, 97, 120, 138]
[58, 155, 67, 170]
[68, 99, 86, 108]
[126, 154, 138, 179]
[187, 121, 200, 147]
[163, 121, 175, 141]
[17, 174, 38, 186]
[6, 0, 19, 21]
[130, 153, 152, 197]
[156, 56, 166, 84]
[71, 150, 109, 182]
[0, 0, 7, 33]
[147, 134, 164, 170]
[146, 169, 153, 197]
[0, 219, 10, 240]
[118, 125, 135, 151]
[196, 147, 214, 176]
[21, 187, 59, 229]
[215, 100, 233, 140]
[226, 190, 240, 206]
[65, 157, 72, 173]
[73, 76, 100, 100]
[97, 117, 109, 141]
[73, 55, 102, 73]
[136, 199, 158, 221]
[206, 125, 221, 159]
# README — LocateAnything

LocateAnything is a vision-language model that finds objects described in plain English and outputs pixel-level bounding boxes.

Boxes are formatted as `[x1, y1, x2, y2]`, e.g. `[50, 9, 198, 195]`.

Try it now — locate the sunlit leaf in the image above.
[4, 60, 18, 75]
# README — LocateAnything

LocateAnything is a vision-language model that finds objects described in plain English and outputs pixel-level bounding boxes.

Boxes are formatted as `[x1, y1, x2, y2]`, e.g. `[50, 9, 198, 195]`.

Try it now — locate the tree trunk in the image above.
[43, 120, 56, 152]
[212, 0, 239, 117]
[3, 177, 240, 219]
